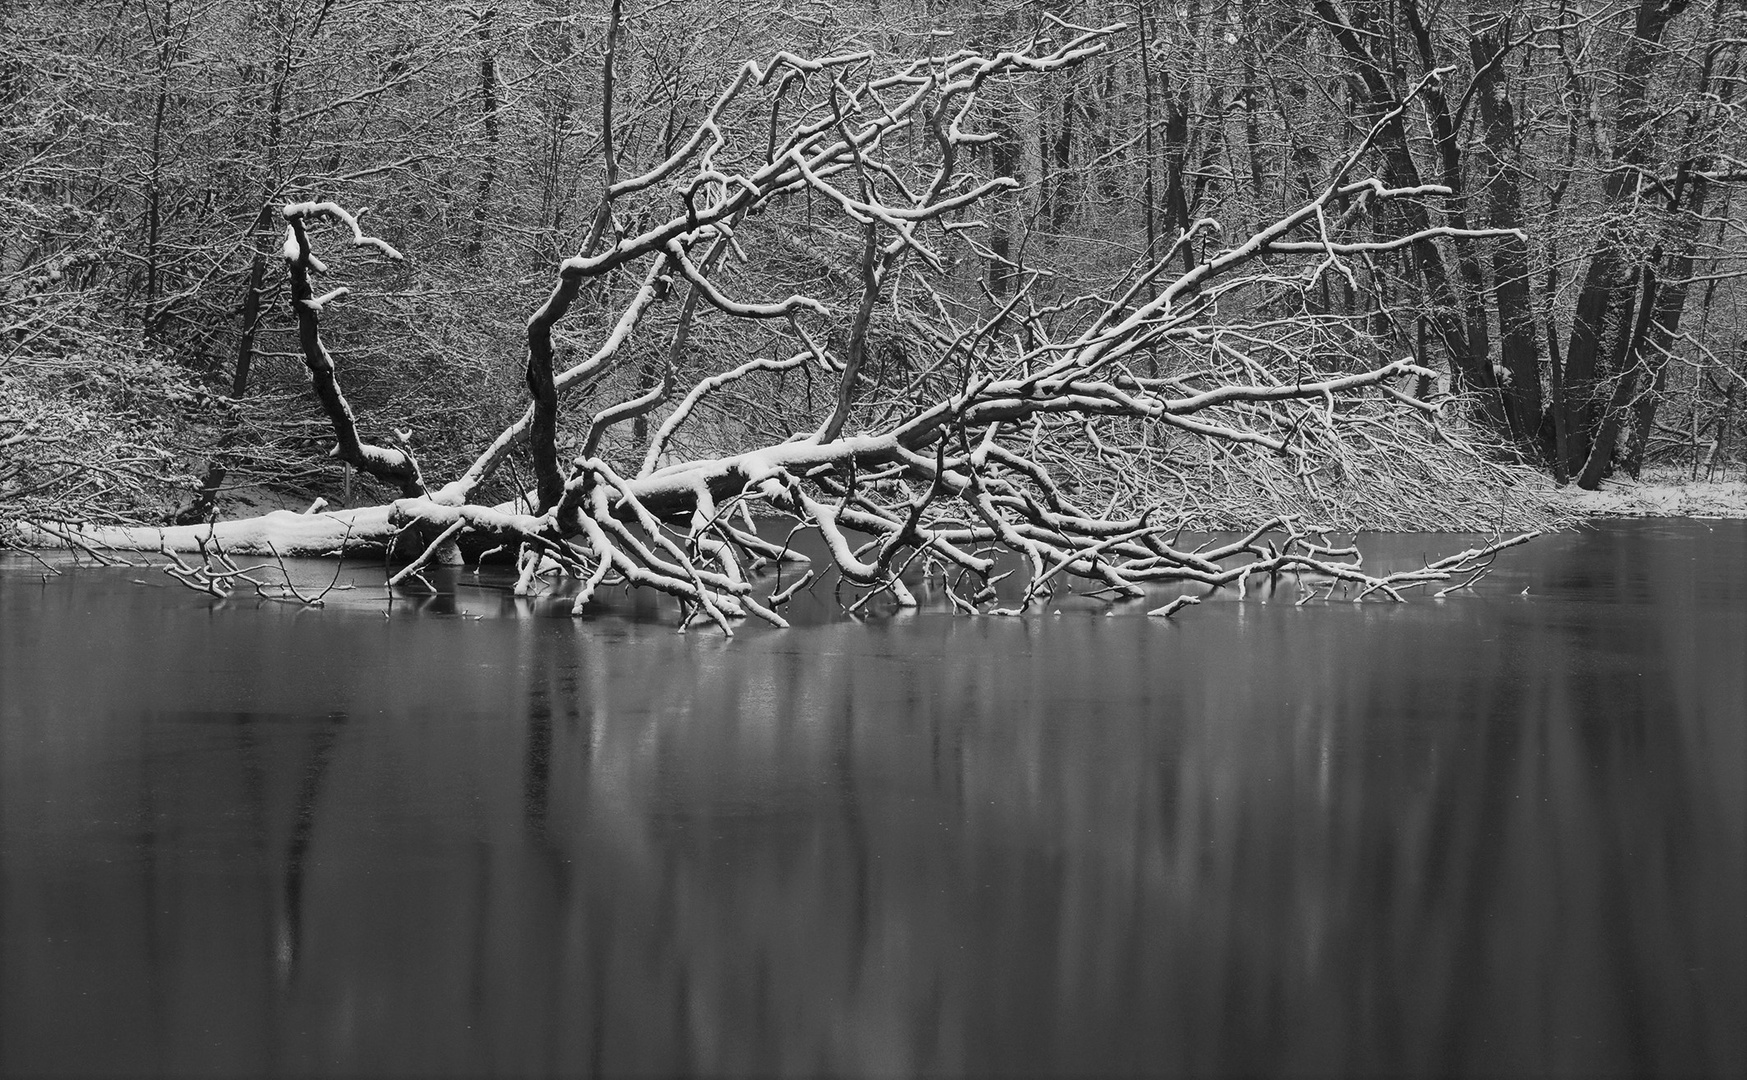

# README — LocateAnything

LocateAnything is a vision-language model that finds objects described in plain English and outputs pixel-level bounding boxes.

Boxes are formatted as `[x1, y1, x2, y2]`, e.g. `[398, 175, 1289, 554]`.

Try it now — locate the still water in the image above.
[1, 521, 1743, 1078]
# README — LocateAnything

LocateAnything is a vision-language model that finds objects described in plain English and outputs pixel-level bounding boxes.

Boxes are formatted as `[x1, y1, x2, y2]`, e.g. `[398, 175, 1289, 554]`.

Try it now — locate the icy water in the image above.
[1, 521, 1743, 1078]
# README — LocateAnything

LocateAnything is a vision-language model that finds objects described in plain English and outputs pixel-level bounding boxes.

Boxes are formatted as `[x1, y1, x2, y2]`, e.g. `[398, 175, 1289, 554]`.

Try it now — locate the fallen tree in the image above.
[21, 26, 1541, 629]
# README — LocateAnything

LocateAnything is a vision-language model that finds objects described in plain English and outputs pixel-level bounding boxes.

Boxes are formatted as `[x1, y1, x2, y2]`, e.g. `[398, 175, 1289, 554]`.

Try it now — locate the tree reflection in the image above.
[278, 714, 345, 986]
[2, 526, 1742, 1077]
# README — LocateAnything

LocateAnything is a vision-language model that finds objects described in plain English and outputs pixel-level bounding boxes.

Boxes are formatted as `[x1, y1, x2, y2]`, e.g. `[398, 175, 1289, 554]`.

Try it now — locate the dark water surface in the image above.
[2, 521, 1743, 1078]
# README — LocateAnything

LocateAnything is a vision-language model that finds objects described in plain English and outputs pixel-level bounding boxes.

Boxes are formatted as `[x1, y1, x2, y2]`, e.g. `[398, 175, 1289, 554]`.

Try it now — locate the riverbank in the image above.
[10, 463, 1747, 555]
[1538, 467, 1747, 519]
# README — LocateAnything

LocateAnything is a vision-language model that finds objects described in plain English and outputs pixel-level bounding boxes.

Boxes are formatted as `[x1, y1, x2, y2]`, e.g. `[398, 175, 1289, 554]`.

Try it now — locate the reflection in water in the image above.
[279, 714, 344, 985]
[1, 522, 1743, 1077]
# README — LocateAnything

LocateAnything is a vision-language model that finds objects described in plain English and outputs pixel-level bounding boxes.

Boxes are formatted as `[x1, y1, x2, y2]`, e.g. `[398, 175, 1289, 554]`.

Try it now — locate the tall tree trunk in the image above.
[142, 0, 172, 340]
[1544, 292, 1571, 484]
[1540, 27, 1585, 484]
[231, 204, 272, 397]
[1564, 0, 1694, 488]
[535, 0, 576, 241]
[987, 105, 1020, 297]
[1621, 0, 1740, 475]
[1402, 0, 1504, 429]
[1312, 0, 1489, 408]
[1134, 0, 1158, 268]
[468, 6, 500, 257]
[1577, 264, 1658, 487]
[1621, 177, 1710, 477]
[1468, 3, 1543, 442]
[1709, 342, 1744, 477]
[1161, 0, 1200, 274]
[1239, 31, 1268, 230]
[1043, 71, 1076, 229]
[1161, 68, 1192, 272]
[231, 2, 292, 397]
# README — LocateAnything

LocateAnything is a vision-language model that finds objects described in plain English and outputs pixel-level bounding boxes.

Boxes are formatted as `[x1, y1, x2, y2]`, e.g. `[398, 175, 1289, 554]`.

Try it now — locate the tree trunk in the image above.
[1544, 294, 1571, 485]
[987, 104, 1021, 297]
[231, 205, 271, 397]
[1402, 0, 1503, 429]
[1239, 22, 1268, 230]
[1467, 4, 1542, 440]
[467, 7, 500, 257]
[1621, 0, 1739, 476]
[1134, 0, 1158, 269]
[1312, 0, 1489, 408]
[1577, 265, 1658, 487]
[1047, 77, 1075, 228]
[231, 6, 292, 397]
[142, 0, 172, 339]
[1622, 174, 1711, 476]
[1161, 69, 1192, 272]
[1562, 0, 1694, 486]
[1708, 342, 1744, 478]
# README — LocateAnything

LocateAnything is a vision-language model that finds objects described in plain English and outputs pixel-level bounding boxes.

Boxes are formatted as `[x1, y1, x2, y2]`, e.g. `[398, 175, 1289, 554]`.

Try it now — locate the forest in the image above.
[3, 0, 1743, 618]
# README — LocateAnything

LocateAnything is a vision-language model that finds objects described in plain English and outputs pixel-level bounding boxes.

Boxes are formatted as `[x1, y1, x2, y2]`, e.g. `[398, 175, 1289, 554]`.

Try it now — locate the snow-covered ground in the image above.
[1542, 467, 1747, 519]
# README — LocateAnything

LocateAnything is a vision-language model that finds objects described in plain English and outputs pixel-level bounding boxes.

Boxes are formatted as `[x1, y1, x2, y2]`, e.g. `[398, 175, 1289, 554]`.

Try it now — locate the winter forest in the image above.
[4, 0, 1745, 618]
[7, 7, 1747, 1076]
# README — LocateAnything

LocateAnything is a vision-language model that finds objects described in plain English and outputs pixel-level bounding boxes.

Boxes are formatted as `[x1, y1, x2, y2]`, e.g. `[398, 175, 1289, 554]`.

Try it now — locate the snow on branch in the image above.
[281, 201, 403, 261]
[280, 204, 422, 498]
[52, 30, 1543, 632]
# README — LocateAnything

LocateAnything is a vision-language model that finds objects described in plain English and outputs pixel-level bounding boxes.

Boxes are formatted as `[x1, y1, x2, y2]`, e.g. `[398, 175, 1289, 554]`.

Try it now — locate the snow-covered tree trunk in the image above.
[26, 26, 1539, 629]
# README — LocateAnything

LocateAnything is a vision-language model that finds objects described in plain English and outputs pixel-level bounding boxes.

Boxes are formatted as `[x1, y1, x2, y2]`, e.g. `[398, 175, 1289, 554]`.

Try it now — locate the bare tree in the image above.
[26, 27, 1538, 627]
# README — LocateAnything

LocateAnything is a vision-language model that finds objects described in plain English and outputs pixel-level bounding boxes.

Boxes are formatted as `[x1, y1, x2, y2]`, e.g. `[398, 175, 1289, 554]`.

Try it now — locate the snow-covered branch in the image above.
[38, 30, 1542, 632]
